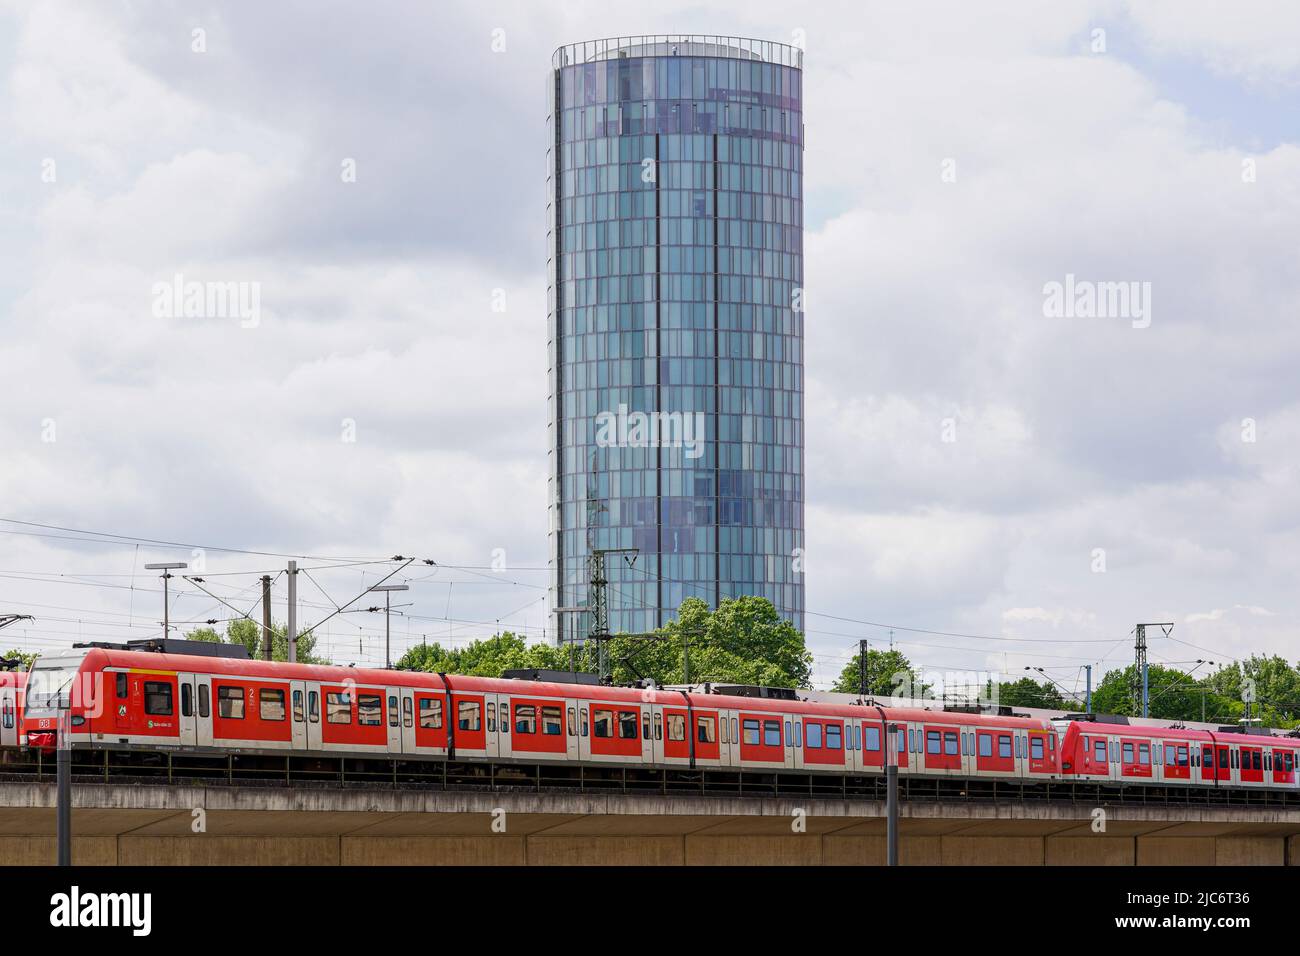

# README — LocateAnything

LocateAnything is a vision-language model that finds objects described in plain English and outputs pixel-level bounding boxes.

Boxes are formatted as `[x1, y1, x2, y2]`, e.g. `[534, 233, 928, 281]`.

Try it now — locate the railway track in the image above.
[3, 746, 1299, 809]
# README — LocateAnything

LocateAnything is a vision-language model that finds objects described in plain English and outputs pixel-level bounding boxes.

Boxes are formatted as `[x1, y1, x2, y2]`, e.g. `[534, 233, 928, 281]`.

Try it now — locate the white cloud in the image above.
[1, 0, 1298, 682]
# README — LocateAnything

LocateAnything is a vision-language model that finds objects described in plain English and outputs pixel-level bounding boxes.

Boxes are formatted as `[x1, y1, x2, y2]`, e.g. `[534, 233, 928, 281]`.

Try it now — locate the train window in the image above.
[1203, 746, 1212, 766]
[1138, 744, 1150, 766]
[898, 727, 907, 755]
[865, 726, 881, 751]
[654, 713, 663, 740]
[619, 711, 638, 740]
[487, 702, 496, 732]
[1, 699, 10, 729]
[643, 713, 651, 740]
[1030, 737, 1043, 760]
[742, 719, 760, 746]
[1001, 735, 1014, 759]
[1231, 749, 1238, 770]
[580, 707, 588, 737]
[402, 696, 412, 729]
[1123, 743, 1134, 764]
[732, 718, 738, 743]
[325, 692, 351, 724]
[1109, 741, 1119, 764]
[854, 725, 861, 751]
[261, 689, 286, 721]
[219, 686, 246, 720]
[514, 704, 537, 734]
[764, 720, 781, 747]
[294, 690, 305, 723]
[116, 673, 128, 699]
[1049, 734, 1055, 751]
[1092, 740, 1105, 762]
[1285, 753, 1294, 772]
[1178, 746, 1188, 767]
[307, 690, 318, 723]
[1220, 749, 1230, 769]
[144, 682, 173, 716]
[667, 713, 686, 741]
[784, 720, 792, 746]
[806, 722, 822, 748]
[181, 683, 193, 718]
[908, 729, 916, 753]
[828, 725, 843, 750]
[1253, 751, 1262, 771]
[568, 707, 576, 736]
[1164, 745, 1175, 766]
[593, 710, 613, 738]
[419, 698, 443, 729]
[1265, 752, 1272, 772]
[388, 696, 398, 727]
[719, 716, 728, 744]
[794, 721, 802, 747]
[458, 701, 481, 732]
[926, 731, 940, 755]
[697, 716, 715, 744]
[978, 734, 992, 758]
[357, 694, 382, 726]
[942, 731, 956, 756]
[543, 706, 563, 736]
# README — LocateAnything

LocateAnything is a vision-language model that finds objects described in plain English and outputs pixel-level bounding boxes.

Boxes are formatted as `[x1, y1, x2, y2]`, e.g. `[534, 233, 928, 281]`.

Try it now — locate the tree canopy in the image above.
[397, 596, 813, 689]
[186, 619, 328, 664]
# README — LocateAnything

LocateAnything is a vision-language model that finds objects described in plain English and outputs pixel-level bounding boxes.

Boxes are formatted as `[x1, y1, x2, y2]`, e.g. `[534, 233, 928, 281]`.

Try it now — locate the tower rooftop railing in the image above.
[553, 35, 803, 71]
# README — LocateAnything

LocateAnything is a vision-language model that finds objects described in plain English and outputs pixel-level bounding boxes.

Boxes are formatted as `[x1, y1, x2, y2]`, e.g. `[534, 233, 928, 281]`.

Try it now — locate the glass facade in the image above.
[547, 36, 804, 641]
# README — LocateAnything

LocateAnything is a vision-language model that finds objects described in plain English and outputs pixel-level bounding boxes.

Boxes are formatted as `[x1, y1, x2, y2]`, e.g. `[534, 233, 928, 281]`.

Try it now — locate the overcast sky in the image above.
[0, 1, 1297, 693]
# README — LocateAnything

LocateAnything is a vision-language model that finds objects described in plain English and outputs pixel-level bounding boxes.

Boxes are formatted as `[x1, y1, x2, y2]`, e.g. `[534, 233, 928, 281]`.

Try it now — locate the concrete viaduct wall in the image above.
[1, 783, 1297, 865]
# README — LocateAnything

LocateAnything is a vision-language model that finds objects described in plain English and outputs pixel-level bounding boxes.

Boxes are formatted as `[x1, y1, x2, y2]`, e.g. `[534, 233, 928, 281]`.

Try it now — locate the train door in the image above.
[194, 675, 213, 747]
[177, 674, 197, 747]
[291, 680, 309, 751]
[385, 687, 403, 754]
[0, 678, 14, 747]
[305, 685, 322, 751]
[482, 694, 499, 759]
[113, 670, 131, 732]
[641, 705, 654, 765]
[565, 700, 580, 762]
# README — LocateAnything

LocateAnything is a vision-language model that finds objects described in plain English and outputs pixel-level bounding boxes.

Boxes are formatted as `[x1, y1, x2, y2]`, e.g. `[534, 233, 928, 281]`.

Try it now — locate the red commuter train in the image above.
[14, 643, 1300, 791]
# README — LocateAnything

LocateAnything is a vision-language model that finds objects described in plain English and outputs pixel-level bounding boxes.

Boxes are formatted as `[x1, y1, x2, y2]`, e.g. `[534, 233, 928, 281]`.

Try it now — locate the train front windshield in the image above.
[23, 652, 92, 716]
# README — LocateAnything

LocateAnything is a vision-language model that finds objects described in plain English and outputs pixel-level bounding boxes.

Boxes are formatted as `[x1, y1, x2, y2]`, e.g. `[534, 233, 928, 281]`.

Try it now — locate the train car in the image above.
[17, 644, 1300, 796]
[1057, 720, 1300, 789]
[18, 646, 1065, 782]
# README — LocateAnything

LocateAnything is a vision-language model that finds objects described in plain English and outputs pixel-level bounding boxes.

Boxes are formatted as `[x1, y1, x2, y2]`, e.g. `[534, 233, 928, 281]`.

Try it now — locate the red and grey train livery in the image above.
[14, 643, 1300, 792]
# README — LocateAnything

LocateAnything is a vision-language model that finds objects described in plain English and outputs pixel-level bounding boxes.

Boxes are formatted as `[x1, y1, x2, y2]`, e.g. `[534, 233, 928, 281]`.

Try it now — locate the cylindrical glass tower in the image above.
[547, 35, 804, 644]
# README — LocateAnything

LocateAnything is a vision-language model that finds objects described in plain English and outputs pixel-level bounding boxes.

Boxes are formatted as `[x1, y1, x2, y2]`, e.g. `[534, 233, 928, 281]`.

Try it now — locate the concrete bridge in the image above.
[1, 781, 1298, 865]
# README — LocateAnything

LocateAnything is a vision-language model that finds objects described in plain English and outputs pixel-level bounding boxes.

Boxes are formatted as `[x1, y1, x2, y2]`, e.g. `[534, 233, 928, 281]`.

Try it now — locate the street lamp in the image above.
[144, 562, 188, 641]
[369, 584, 409, 668]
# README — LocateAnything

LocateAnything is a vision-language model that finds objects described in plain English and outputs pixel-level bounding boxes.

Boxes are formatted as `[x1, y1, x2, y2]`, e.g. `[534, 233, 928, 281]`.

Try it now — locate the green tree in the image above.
[2, 648, 36, 669]
[994, 677, 1070, 710]
[397, 597, 812, 690]
[1089, 664, 1236, 722]
[605, 596, 813, 688]
[1205, 656, 1300, 726]
[395, 632, 568, 677]
[830, 648, 919, 696]
[184, 619, 327, 664]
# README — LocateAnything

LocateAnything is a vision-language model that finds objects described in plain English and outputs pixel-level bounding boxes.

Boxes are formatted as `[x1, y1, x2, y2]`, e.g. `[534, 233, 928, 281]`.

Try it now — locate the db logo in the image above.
[118, 705, 127, 717]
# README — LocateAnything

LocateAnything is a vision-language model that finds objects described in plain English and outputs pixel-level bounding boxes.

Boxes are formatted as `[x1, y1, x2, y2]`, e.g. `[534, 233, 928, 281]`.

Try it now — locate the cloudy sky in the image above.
[0, 1, 1297, 693]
